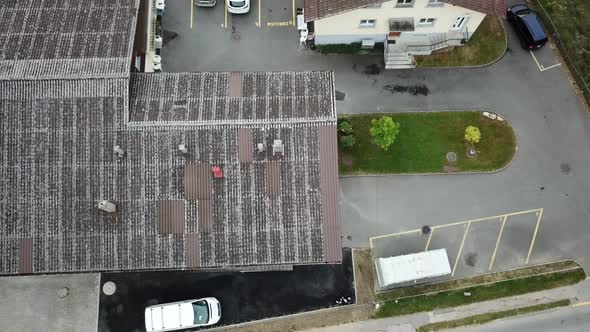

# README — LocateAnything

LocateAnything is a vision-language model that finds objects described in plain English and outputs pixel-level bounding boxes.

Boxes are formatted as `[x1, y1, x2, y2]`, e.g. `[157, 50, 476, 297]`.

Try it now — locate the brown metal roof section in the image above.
[228, 72, 243, 97]
[304, 0, 384, 22]
[158, 200, 186, 234]
[185, 163, 212, 200]
[304, 0, 505, 22]
[319, 125, 342, 262]
[443, 0, 506, 17]
[238, 128, 253, 162]
[266, 161, 281, 197]
[19, 238, 33, 274]
[185, 233, 201, 268]
[198, 200, 213, 233]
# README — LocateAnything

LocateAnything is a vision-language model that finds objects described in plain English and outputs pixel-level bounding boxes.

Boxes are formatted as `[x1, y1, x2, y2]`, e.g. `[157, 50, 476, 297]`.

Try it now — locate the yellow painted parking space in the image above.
[370, 208, 544, 279]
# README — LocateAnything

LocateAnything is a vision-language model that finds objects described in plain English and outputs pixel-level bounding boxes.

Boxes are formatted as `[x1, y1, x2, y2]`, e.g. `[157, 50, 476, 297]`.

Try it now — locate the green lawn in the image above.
[339, 112, 516, 175]
[373, 268, 585, 318]
[416, 300, 571, 332]
[537, 0, 590, 90]
[416, 16, 506, 67]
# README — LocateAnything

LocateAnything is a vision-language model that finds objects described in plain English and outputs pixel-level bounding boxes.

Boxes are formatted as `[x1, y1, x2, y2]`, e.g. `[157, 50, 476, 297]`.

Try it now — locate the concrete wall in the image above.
[314, 0, 485, 45]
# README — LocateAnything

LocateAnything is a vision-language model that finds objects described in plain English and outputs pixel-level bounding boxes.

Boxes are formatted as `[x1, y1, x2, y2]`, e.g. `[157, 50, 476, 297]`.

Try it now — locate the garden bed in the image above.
[338, 111, 516, 175]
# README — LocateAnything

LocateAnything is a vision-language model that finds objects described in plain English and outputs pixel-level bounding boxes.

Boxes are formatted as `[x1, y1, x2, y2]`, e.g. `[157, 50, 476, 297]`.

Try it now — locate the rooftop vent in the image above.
[212, 166, 224, 178]
[257, 143, 265, 153]
[98, 200, 116, 213]
[178, 144, 188, 155]
[113, 145, 125, 159]
[272, 140, 284, 156]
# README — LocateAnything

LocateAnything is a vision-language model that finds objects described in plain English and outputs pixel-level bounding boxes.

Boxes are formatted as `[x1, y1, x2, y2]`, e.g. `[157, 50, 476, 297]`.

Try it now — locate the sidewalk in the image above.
[307, 280, 590, 332]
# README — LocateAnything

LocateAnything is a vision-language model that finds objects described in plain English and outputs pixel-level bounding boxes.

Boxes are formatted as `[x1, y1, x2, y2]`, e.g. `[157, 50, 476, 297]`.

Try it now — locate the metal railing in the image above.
[532, 0, 590, 107]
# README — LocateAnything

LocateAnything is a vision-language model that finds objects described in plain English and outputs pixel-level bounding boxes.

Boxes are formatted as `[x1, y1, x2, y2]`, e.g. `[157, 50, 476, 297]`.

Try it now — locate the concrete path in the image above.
[308, 280, 590, 332]
[0, 273, 100, 332]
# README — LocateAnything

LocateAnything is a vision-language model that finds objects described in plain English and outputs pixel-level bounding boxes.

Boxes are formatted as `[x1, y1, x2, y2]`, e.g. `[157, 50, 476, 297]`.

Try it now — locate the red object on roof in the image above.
[212, 166, 224, 178]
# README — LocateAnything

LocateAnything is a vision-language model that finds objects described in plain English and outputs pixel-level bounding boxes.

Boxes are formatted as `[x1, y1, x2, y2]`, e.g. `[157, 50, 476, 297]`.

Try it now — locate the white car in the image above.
[227, 0, 250, 14]
[145, 297, 221, 332]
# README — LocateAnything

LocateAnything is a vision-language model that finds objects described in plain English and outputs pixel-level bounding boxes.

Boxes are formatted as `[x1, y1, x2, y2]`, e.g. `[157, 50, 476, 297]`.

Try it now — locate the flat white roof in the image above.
[375, 249, 451, 288]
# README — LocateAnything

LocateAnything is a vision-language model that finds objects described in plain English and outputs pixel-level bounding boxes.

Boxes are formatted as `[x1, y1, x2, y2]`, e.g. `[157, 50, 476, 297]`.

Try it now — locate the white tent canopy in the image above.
[375, 249, 452, 288]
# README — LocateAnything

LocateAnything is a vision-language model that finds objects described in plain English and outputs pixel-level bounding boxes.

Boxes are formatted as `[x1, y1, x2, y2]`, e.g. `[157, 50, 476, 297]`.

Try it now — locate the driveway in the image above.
[98, 250, 354, 332]
[161, 1, 590, 273]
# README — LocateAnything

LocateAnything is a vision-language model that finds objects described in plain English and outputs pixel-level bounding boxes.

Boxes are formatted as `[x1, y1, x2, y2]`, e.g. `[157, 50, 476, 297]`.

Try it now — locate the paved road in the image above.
[455, 304, 590, 332]
[98, 249, 353, 332]
[162, 1, 590, 272]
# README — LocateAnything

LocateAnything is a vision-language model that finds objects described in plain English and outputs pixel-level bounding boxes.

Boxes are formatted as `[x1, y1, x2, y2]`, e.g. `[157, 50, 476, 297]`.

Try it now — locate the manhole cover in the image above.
[446, 152, 457, 162]
[103, 281, 117, 296]
[422, 225, 431, 235]
[57, 287, 69, 298]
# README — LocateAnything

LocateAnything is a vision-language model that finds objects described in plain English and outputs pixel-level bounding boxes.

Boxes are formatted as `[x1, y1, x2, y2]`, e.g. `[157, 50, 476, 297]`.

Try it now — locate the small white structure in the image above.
[178, 144, 188, 154]
[375, 248, 451, 288]
[272, 139, 284, 156]
[113, 145, 125, 158]
[98, 200, 117, 213]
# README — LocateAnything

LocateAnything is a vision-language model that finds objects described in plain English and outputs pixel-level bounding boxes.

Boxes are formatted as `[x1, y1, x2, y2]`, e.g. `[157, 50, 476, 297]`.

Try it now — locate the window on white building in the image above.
[396, 0, 414, 7]
[427, 0, 443, 6]
[418, 18, 436, 26]
[359, 19, 377, 28]
[451, 16, 469, 30]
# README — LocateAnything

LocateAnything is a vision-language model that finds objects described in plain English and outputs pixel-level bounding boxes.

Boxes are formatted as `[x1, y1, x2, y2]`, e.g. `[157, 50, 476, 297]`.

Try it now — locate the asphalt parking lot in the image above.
[98, 249, 354, 332]
[370, 209, 543, 286]
[161, 0, 308, 72]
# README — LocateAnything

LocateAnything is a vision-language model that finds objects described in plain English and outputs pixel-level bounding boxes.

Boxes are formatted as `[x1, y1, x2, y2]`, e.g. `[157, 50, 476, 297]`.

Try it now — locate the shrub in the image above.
[338, 121, 353, 135]
[370, 116, 400, 151]
[340, 135, 356, 148]
[465, 126, 481, 144]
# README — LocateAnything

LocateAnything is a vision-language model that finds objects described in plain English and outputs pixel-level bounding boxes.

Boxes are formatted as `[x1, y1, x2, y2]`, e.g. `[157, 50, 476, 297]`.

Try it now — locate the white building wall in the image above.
[314, 0, 486, 45]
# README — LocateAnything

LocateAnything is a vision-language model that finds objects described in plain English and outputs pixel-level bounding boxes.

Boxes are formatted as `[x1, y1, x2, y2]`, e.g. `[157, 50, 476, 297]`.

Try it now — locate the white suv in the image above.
[145, 297, 221, 332]
[227, 0, 250, 14]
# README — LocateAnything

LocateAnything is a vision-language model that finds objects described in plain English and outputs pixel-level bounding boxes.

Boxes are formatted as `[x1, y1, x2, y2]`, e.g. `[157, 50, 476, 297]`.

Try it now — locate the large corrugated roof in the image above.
[0, 71, 341, 275]
[0, 0, 139, 80]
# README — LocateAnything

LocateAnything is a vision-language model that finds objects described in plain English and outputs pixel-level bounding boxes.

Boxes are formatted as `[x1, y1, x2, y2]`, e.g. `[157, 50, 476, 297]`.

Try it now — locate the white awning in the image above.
[375, 249, 451, 288]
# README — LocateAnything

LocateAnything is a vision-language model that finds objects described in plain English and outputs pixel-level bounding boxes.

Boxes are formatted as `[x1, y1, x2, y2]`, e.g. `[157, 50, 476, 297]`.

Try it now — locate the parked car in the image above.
[227, 0, 250, 14]
[506, 4, 548, 50]
[145, 297, 221, 332]
[194, 0, 216, 7]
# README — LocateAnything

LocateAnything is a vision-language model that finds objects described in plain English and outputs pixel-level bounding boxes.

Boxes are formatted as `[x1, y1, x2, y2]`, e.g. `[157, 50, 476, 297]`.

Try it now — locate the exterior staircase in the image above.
[384, 44, 416, 69]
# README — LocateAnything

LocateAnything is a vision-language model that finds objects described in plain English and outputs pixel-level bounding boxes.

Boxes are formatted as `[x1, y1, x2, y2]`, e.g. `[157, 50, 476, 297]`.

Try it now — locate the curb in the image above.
[339, 109, 519, 177]
[416, 17, 509, 70]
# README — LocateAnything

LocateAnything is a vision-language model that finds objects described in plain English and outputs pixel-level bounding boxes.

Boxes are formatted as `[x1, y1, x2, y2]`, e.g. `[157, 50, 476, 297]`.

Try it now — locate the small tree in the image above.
[465, 126, 481, 144]
[370, 116, 400, 151]
[339, 135, 356, 149]
[338, 120, 353, 135]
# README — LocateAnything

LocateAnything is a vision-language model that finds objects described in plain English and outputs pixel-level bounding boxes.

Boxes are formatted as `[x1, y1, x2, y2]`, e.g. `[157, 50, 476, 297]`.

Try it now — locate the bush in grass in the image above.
[338, 120, 353, 135]
[340, 135, 356, 148]
[370, 116, 400, 151]
[465, 126, 481, 144]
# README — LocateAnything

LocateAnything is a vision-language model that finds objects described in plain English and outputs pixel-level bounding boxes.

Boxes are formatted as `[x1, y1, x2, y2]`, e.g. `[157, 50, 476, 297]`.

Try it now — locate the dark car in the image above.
[507, 4, 548, 50]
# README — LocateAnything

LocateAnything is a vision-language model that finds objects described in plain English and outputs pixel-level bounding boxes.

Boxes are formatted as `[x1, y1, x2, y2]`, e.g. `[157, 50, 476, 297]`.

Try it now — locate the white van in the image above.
[145, 297, 221, 332]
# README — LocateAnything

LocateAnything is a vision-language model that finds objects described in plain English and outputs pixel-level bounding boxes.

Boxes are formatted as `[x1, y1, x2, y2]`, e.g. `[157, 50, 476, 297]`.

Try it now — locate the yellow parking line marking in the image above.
[526, 208, 543, 264]
[190, 0, 194, 29]
[488, 216, 507, 271]
[267, 21, 292, 27]
[292, 0, 296, 25]
[572, 301, 590, 308]
[257, 0, 261, 27]
[541, 63, 562, 72]
[224, 0, 228, 28]
[452, 222, 471, 276]
[424, 230, 434, 251]
[530, 51, 543, 71]
[369, 208, 542, 244]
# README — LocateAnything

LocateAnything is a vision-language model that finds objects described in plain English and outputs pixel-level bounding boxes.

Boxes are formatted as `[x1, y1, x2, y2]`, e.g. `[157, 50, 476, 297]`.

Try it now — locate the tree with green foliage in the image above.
[339, 135, 356, 148]
[370, 116, 400, 151]
[465, 126, 481, 144]
[338, 120, 353, 135]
